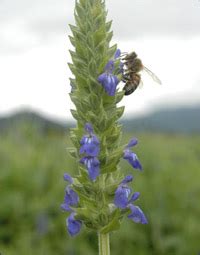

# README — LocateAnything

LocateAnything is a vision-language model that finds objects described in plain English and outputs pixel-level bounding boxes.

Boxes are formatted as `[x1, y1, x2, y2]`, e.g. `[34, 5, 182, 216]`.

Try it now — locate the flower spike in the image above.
[62, 0, 149, 243]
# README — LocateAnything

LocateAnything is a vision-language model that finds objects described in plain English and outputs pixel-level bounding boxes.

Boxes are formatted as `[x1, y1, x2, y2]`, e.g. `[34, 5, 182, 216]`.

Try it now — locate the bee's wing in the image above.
[143, 66, 162, 85]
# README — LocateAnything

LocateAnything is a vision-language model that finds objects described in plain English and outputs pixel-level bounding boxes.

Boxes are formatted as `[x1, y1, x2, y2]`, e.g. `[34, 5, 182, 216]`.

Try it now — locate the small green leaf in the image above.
[116, 106, 125, 119]
[88, 59, 97, 74]
[68, 35, 75, 47]
[115, 91, 124, 104]
[70, 109, 79, 120]
[75, 208, 96, 221]
[108, 44, 117, 58]
[69, 24, 86, 42]
[76, 3, 85, 19]
[93, 27, 106, 47]
[106, 20, 112, 32]
[106, 31, 113, 44]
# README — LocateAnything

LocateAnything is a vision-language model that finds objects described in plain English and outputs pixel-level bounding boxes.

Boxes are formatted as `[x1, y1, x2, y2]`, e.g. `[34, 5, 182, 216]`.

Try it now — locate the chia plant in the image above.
[61, 0, 148, 254]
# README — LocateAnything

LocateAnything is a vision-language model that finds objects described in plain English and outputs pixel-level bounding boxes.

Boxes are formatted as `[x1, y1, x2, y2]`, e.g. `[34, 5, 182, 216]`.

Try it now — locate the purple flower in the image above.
[127, 138, 138, 148]
[79, 123, 100, 181]
[123, 150, 142, 170]
[123, 138, 142, 170]
[114, 175, 133, 208]
[63, 173, 73, 184]
[114, 176, 147, 224]
[98, 72, 119, 96]
[128, 204, 148, 224]
[80, 134, 100, 157]
[129, 192, 140, 202]
[114, 49, 121, 59]
[105, 59, 115, 72]
[121, 175, 133, 184]
[80, 123, 100, 157]
[114, 185, 132, 209]
[61, 187, 79, 212]
[114, 49, 124, 74]
[98, 60, 119, 96]
[80, 156, 100, 181]
[66, 213, 82, 237]
[84, 123, 93, 133]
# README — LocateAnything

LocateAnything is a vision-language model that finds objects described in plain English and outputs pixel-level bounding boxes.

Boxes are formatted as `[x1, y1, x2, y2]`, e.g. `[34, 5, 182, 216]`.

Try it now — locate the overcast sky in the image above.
[0, 0, 200, 120]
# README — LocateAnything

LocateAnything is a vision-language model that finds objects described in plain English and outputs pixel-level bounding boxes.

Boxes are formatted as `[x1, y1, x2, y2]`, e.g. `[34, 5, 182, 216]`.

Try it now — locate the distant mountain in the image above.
[0, 111, 68, 134]
[0, 106, 200, 134]
[123, 106, 200, 133]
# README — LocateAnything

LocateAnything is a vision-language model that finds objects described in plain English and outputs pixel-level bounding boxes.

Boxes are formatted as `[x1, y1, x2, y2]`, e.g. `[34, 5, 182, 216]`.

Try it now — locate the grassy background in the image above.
[0, 121, 200, 255]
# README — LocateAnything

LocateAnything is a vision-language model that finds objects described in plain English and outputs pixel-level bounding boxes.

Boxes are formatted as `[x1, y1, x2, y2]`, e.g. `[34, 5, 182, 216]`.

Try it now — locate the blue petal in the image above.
[132, 156, 142, 170]
[65, 188, 79, 205]
[114, 49, 121, 59]
[98, 73, 107, 83]
[79, 135, 100, 157]
[80, 142, 100, 157]
[60, 203, 71, 212]
[84, 123, 93, 133]
[63, 173, 73, 184]
[127, 138, 138, 148]
[80, 157, 100, 181]
[80, 135, 88, 145]
[129, 192, 140, 202]
[61, 187, 79, 212]
[121, 175, 133, 184]
[105, 60, 114, 73]
[66, 213, 82, 237]
[114, 186, 131, 209]
[103, 74, 118, 96]
[123, 150, 142, 170]
[88, 157, 100, 181]
[128, 204, 148, 224]
[98, 71, 119, 96]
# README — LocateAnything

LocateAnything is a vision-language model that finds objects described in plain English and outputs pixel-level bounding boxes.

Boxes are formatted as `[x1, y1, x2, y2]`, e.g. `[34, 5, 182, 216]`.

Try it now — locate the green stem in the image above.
[98, 233, 110, 255]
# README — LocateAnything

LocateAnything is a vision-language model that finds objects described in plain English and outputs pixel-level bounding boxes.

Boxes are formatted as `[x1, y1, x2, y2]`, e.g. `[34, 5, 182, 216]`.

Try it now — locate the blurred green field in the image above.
[0, 123, 200, 255]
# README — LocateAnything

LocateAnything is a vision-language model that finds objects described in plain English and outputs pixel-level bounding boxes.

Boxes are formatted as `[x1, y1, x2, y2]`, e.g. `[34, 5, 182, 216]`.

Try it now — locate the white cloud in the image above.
[1, 0, 200, 55]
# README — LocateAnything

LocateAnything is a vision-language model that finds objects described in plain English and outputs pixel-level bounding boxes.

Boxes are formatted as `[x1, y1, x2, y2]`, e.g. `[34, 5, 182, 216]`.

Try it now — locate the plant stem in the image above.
[98, 233, 110, 255]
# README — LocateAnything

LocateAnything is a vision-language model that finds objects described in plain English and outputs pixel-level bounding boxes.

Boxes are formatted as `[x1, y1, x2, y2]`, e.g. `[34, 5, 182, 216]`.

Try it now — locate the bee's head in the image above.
[124, 52, 137, 60]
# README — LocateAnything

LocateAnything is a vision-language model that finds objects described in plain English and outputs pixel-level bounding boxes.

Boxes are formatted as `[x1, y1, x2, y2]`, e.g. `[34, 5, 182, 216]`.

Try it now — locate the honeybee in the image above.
[122, 52, 161, 95]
